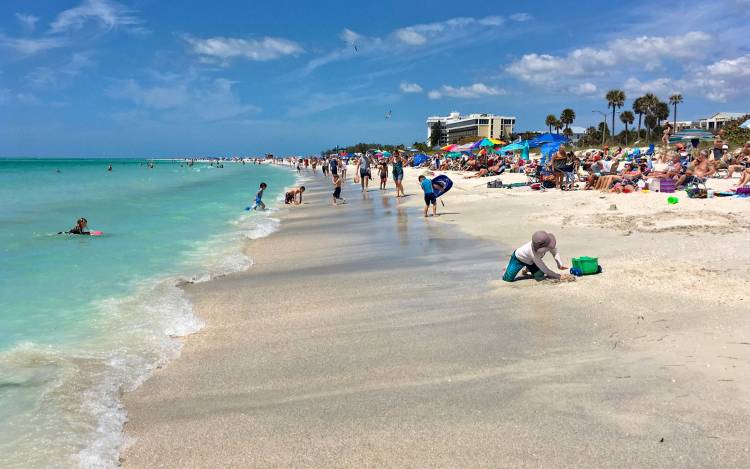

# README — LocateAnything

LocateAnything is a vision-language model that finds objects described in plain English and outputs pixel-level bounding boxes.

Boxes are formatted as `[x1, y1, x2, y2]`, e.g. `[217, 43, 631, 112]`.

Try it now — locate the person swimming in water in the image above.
[61, 217, 91, 235]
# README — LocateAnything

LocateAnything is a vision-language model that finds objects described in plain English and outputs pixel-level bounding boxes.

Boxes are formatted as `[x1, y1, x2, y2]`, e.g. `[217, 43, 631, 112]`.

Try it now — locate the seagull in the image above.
[352, 43, 359, 52]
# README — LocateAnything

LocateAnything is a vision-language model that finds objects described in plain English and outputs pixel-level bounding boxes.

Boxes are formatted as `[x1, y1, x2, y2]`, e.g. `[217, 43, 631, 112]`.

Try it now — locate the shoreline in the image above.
[122, 166, 750, 467]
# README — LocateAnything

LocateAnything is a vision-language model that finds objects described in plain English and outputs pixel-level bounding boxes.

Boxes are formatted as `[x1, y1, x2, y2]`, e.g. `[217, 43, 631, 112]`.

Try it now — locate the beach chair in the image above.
[646, 144, 655, 156]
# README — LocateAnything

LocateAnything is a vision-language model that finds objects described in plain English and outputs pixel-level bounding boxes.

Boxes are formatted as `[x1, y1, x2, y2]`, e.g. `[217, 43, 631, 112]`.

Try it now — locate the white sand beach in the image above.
[122, 167, 750, 468]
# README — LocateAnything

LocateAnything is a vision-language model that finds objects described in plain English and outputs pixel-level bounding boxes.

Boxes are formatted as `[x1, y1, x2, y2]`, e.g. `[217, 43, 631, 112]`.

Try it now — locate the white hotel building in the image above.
[426, 112, 516, 146]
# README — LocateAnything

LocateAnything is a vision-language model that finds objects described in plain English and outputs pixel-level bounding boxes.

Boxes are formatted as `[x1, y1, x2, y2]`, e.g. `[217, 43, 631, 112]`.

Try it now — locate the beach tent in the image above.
[529, 133, 569, 147]
[540, 142, 562, 165]
[412, 154, 429, 166]
[499, 141, 526, 152]
[739, 119, 750, 129]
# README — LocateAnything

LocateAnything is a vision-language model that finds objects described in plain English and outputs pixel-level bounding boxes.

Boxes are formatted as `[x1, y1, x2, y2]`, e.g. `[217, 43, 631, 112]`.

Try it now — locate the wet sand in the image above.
[123, 169, 750, 468]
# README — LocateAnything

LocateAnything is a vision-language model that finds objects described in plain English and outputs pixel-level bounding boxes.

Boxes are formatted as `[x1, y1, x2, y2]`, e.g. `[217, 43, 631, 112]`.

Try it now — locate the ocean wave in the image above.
[0, 202, 284, 468]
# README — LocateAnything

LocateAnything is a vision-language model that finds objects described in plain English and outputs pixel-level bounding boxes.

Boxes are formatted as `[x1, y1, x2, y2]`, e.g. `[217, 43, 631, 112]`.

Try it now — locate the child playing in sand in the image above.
[418, 175, 437, 217]
[284, 186, 305, 205]
[502, 231, 572, 282]
[379, 162, 388, 190]
[332, 174, 344, 204]
[251, 182, 267, 211]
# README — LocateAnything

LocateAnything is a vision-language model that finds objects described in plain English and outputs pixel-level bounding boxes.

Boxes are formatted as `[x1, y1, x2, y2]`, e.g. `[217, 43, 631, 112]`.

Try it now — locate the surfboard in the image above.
[431, 175, 453, 198]
[89, 231, 104, 236]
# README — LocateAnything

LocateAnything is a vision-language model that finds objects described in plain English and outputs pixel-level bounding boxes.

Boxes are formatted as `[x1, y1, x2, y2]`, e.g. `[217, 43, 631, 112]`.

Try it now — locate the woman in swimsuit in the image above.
[391, 153, 405, 198]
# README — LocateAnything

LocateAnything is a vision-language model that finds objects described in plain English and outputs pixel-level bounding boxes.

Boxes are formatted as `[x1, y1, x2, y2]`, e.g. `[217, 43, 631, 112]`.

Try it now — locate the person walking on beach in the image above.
[378, 161, 388, 190]
[356, 153, 371, 192]
[418, 174, 437, 217]
[322, 157, 329, 177]
[251, 182, 267, 211]
[392, 152, 406, 198]
[339, 157, 347, 181]
[502, 231, 570, 282]
[332, 173, 344, 205]
[329, 156, 339, 180]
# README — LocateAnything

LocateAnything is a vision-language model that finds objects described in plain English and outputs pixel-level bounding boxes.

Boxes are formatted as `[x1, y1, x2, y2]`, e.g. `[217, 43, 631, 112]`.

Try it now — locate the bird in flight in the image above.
[385, 110, 392, 120]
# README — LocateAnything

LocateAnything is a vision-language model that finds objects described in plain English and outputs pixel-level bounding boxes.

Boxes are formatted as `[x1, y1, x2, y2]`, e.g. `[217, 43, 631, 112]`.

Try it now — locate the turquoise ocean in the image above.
[0, 159, 295, 467]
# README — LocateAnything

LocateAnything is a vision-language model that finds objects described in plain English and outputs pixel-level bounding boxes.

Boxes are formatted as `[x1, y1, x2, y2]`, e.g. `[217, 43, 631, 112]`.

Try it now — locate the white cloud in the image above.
[15, 13, 39, 32]
[510, 13, 532, 22]
[50, 0, 140, 33]
[399, 82, 423, 93]
[340, 28, 361, 44]
[394, 29, 426, 45]
[27, 52, 95, 88]
[428, 83, 505, 100]
[109, 76, 260, 120]
[507, 32, 710, 87]
[305, 16, 518, 73]
[623, 77, 678, 95]
[569, 82, 598, 95]
[392, 17, 500, 46]
[706, 54, 750, 77]
[479, 16, 506, 26]
[183, 35, 303, 64]
[0, 34, 66, 55]
[287, 91, 392, 117]
[16, 92, 41, 105]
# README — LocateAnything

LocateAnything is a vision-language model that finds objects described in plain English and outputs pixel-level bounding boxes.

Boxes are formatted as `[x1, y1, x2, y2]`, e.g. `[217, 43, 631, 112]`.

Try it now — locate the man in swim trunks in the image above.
[356, 154, 371, 192]
[285, 186, 305, 205]
[418, 175, 437, 217]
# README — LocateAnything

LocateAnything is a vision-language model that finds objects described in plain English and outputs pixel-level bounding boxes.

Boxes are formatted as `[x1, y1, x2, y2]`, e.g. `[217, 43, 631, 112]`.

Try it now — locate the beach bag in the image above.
[685, 180, 707, 199]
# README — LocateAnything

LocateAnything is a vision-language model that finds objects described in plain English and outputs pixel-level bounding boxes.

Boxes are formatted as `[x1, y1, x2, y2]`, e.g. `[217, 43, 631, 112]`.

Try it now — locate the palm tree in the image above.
[605, 89, 626, 142]
[641, 93, 659, 142]
[560, 108, 576, 130]
[669, 94, 683, 130]
[619, 111, 634, 145]
[545, 114, 557, 134]
[656, 101, 669, 127]
[632, 96, 647, 141]
[553, 119, 563, 134]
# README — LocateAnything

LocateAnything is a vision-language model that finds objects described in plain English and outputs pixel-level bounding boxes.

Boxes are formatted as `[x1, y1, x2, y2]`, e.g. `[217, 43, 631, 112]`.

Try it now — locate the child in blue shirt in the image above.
[418, 175, 437, 217]
[251, 182, 267, 211]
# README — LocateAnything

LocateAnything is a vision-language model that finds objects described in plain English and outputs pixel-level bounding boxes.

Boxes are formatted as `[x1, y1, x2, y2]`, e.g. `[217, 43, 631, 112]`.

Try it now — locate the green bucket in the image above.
[572, 256, 599, 275]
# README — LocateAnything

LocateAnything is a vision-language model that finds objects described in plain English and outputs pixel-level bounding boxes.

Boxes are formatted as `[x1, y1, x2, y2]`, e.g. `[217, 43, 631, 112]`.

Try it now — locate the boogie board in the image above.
[431, 175, 453, 198]
[89, 231, 104, 236]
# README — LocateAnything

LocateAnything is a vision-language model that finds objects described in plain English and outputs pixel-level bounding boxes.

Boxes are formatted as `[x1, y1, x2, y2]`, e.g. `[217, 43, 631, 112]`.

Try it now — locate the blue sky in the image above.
[1, 0, 749, 156]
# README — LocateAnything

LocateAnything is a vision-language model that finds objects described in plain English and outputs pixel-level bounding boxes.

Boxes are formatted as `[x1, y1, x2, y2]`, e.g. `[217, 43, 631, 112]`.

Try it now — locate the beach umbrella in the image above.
[441, 144, 457, 151]
[471, 137, 499, 149]
[446, 152, 462, 159]
[381, 151, 392, 158]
